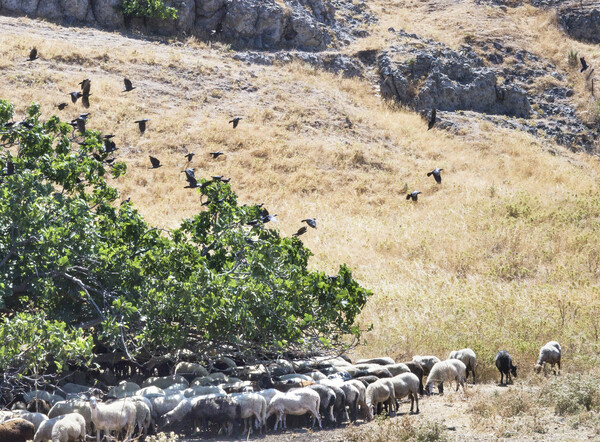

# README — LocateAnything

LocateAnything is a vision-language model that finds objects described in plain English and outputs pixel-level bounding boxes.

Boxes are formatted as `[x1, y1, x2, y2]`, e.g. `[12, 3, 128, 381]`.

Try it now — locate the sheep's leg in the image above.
[500, 371, 504, 385]
[414, 392, 419, 414]
[472, 366, 476, 384]
[283, 412, 287, 430]
[311, 408, 322, 429]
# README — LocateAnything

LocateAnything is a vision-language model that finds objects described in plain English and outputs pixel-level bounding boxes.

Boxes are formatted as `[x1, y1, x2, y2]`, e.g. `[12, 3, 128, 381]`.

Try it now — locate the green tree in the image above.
[120, 0, 178, 20]
[0, 100, 371, 372]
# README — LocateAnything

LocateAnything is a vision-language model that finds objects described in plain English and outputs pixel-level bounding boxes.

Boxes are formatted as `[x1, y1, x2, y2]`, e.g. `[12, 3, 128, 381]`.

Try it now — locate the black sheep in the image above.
[495, 350, 517, 385]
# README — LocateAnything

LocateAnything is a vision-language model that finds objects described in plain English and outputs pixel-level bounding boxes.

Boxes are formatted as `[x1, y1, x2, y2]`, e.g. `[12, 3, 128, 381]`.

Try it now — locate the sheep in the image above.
[255, 388, 280, 407]
[320, 379, 360, 423]
[412, 355, 441, 376]
[356, 357, 395, 365]
[163, 383, 188, 395]
[495, 350, 518, 385]
[425, 360, 466, 395]
[24, 391, 64, 406]
[328, 371, 352, 381]
[142, 375, 189, 389]
[390, 373, 420, 414]
[0, 410, 15, 422]
[449, 348, 477, 384]
[0, 418, 35, 442]
[402, 361, 425, 395]
[365, 378, 396, 419]
[34, 414, 83, 442]
[386, 363, 411, 377]
[183, 385, 225, 398]
[27, 399, 51, 414]
[148, 392, 185, 421]
[135, 386, 165, 398]
[354, 375, 379, 386]
[328, 384, 347, 425]
[346, 379, 368, 420]
[111, 397, 152, 438]
[157, 393, 227, 429]
[305, 371, 327, 381]
[106, 381, 140, 399]
[231, 392, 267, 434]
[191, 396, 241, 436]
[89, 396, 136, 442]
[50, 413, 86, 442]
[534, 341, 561, 375]
[174, 361, 209, 377]
[10, 410, 49, 431]
[48, 400, 92, 433]
[307, 384, 336, 425]
[265, 388, 322, 431]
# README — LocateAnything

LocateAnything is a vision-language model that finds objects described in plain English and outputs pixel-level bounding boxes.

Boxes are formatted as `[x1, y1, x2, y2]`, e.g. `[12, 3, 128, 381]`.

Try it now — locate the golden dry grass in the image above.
[1, 0, 600, 380]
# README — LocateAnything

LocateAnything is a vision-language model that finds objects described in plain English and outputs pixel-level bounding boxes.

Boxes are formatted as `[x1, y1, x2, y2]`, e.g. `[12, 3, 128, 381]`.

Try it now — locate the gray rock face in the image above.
[378, 46, 531, 118]
[90, 0, 125, 28]
[62, 0, 89, 21]
[37, 0, 63, 19]
[21, 0, 40, 15]
[559, 2, 600, 43]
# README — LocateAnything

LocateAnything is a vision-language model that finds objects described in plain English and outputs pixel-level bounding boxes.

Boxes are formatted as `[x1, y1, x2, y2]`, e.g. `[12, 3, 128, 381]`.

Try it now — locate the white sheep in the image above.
[390, 373, 420, 414]
[346, 379, 368, 419]
[425, 360, 466, 395]
[158, 393, 226, 428]
[412, 355, 441, 376]
[135, 386, 165, 398]
[174, 361, 209, 377]
[449, 348, 477, 384]
[386, 363, 411, 376]
[365, 378, 396, 419]
[356, 357, 395, 365]
[89, 396, 136, 442]
[48, 399, 92, 433]
[50, 412, 86, 442]
[534, 341, 562, 375]
[163, 383, 188, 395]
[106, 381, 140, 399]
[141, 375, 189, 390]
[183, 385, 225, 398]
[148, 392, 186, 421]
[34, 413, 83, 442]
[232, 392, 267, 434]
[10, 410, 48, 431]
[111, 397, 152, 438]
[266, 388, 322, 431]
[0, 410, 14, 423]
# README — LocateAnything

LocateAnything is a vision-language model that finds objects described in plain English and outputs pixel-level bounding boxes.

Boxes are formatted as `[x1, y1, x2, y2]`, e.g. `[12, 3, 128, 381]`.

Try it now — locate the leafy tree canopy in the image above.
[120, 0, 178, 20]
[0, 100, 371, 377]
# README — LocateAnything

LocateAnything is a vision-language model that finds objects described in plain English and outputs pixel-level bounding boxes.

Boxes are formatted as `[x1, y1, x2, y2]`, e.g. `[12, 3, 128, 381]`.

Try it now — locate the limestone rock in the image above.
[61, 0, 89, 21]
[91, 0, 124, 28]
[559, 2, 600, 44]
[37, 0, 63, 19]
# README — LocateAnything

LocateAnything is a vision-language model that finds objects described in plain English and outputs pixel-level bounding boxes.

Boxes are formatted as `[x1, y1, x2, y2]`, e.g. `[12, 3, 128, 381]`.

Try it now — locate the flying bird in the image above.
[57, 102, 68, 110]
[301, 218, 317, 229]
[149, 156, 161, 169]
[221, 178, 231, 183]
[81, 94, 91, 109]
[75, 117, 86, 134]
[262, 214, 278, 223]
[184, 152, 195, 162]
[135, 119, 149, 134]
[79, 78, 91, 96]
[211, 175, 223, 181]
[183, 168, 197, 188]
[123, 78, 136, 92]
[406, 190, 422, 201]
[580, 57, 589, 72]
[69, 92, 83, 103]
[229, 116, 242, 128]
[427, 168, 443, 184]
[209, 151, 224, 159]
[104, 139, 117, 153]
[293, 226, 307, 237]
[428, 108, 437, 130]
[28, 48, 39, 61]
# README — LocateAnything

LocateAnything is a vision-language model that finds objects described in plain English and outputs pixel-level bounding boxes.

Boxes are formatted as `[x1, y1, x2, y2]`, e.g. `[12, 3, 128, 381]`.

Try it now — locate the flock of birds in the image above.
[22, 47, 327, 238]
[23, 45, 450, 218]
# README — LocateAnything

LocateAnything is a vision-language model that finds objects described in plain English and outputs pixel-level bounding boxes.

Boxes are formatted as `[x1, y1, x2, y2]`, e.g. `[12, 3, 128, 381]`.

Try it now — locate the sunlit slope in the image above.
[0, 14, 599, 376]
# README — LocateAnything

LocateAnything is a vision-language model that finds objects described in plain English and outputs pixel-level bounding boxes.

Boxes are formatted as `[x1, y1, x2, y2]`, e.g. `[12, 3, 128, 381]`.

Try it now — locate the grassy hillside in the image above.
[0, 0, 599, 379]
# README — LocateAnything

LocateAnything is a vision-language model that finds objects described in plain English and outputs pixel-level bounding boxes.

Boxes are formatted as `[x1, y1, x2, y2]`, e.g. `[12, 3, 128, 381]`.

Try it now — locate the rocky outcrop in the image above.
[378, 36, 531, 118]
[559, 1, 600, 43]
[0, 0, 375, 50]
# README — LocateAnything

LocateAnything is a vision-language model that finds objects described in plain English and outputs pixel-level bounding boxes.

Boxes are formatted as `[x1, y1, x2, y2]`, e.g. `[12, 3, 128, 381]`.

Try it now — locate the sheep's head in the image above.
[89, 396, 98, 409]
[511, 365, 518, 378]
[533, 364, 542, 374]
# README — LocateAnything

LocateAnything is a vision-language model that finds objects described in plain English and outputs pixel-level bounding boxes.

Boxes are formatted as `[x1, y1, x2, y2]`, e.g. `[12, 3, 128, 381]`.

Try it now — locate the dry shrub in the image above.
[345, 415, 448, 442]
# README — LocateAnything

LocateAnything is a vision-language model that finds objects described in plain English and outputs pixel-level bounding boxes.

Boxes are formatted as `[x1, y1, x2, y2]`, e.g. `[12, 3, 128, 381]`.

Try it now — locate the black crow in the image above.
[209, 151, 224, 159]
[123, 78, 136, 92]
[211, 175, 223, 181]
[81, 94, 91, 109]
[28, 48, 39, 61]
[79, 78, 91, 96]
[75, 117, 86, 134]
[149, 156, 161, 168]
[135, 119, 149, 134]
[262, 214, 278, 223]
[427, 168, 443, 184]
[301, 218, 317, 229]
[580, 57, 589, 72]
[185, 152, 195, 162]
[57, 102, 68, 110]
[407, 190, 422, 201]
[69, 92, 83, 103]
[229, 116, 242, 128]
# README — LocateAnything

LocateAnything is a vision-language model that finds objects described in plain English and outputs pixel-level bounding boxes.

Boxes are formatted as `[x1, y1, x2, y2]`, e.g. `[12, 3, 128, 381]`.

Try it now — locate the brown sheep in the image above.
[0, 418, 36, 442]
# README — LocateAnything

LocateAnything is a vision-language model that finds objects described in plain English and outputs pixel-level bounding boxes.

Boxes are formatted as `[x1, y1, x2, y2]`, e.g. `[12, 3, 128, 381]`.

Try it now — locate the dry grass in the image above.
[1, 0, 600, 382]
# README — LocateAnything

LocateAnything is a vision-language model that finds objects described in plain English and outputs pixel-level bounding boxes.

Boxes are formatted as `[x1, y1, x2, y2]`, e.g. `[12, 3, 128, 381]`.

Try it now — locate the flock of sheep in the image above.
[0, 340, 563, 441]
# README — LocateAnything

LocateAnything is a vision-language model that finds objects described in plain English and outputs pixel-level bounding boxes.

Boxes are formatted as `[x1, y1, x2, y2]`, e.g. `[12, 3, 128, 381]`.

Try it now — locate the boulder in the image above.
[559, 2, 600, 44]
[91, 0, 124, 28]
[37, 0, 64, 20]
[62, 0, 89, 21]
